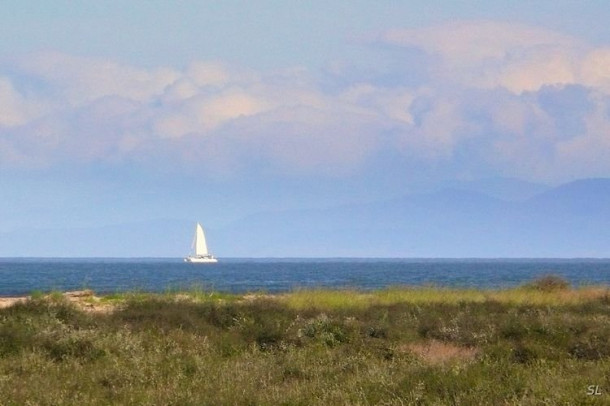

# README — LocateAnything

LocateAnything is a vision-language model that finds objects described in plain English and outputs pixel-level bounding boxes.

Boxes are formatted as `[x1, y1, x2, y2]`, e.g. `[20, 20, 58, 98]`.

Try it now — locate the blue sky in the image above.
[1, 1, 610, 238]
[4, 1, 610, 69]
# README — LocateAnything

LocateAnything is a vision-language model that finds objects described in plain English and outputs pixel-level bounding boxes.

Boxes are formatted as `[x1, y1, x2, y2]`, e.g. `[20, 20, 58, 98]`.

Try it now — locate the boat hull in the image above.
[184, 256, 218, 263]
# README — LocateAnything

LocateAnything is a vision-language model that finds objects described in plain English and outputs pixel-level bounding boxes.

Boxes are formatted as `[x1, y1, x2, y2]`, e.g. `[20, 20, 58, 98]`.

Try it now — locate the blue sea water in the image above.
[1, 258, 609, 297]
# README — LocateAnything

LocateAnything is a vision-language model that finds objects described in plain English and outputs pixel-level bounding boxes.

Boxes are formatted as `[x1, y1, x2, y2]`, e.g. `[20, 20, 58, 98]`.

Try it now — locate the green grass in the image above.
[280, 283, 609, 309]
[2, 277, 610, 405]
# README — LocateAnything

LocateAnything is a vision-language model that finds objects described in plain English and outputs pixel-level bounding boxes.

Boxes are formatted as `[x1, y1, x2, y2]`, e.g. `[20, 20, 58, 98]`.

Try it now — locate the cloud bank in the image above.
[1, 21, 610, 183]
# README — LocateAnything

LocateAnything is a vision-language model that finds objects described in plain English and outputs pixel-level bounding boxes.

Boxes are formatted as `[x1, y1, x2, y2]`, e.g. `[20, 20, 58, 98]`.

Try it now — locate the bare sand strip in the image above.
[0, 290, 113, 313]
[0, 296, 28, 309]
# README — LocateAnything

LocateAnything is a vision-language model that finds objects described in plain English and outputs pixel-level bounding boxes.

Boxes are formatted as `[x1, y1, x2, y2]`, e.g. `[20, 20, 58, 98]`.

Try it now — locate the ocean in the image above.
[1, 258, 609, 297]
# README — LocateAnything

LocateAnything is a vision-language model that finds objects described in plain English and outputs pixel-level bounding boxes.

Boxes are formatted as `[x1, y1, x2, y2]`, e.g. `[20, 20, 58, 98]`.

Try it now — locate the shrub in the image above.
[366, 325, 387, 339]
[569, 335, 610, 360]
[42, 336, 105, 362]
[523, 275, 570, 292]
[0, 322, 34, 356]
[300, 314, 350, 347]
[512, 342, 537, 364]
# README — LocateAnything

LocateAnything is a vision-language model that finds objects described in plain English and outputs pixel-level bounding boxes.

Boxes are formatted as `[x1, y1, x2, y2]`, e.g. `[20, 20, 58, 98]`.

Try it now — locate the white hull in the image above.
[184, 255, 218, 263]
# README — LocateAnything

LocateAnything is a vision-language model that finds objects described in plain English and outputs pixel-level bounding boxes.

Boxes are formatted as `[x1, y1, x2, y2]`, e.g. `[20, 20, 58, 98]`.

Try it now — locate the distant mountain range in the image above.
[213, 178, 610, 257]
[1, 178, 609, 257]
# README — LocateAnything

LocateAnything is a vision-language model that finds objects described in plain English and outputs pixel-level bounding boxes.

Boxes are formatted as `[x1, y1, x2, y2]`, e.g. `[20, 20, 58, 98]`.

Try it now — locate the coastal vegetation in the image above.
[1, 277, 609, 405]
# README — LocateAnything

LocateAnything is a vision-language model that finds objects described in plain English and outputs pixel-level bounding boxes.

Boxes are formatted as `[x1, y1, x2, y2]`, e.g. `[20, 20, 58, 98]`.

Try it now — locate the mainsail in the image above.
[194, 223, 208, 256]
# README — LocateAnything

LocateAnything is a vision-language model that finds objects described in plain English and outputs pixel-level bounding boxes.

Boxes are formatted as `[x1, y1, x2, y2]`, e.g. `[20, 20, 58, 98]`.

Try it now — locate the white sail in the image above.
[194, 223, 208, 256]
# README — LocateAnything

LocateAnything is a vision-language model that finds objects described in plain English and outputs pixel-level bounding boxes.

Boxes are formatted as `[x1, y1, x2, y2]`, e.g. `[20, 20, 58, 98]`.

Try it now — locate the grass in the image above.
[280, 283, 608, 309]
[1, 276, 609, 405]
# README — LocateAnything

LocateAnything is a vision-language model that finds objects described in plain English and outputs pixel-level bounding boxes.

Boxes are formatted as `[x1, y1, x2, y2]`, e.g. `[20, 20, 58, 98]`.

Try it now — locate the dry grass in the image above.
[278, 285, 610, 310]
[402, 340, 480, 365]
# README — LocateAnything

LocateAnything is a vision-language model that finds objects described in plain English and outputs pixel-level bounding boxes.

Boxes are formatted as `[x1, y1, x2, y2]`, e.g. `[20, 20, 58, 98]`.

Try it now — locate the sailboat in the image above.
[184, 223, 218, 263]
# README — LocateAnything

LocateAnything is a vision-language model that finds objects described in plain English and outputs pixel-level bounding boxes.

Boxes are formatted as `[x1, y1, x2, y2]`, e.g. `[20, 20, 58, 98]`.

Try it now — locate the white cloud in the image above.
[2, 21, 610, 184]
[238, 104, 384, 175]
[0, 77, 27, 126]
[161, 78, 200, 103]
[162, 83, 309, 138]
[554, 95, 610, 179]
[395, 93, 469, 160]
[198, 90, 270, 129]
[580, 48, 610, 91]
[0, 76, 49, 127]
[15, 51, 179, 105]
[186, 61, 232, 88]
[378, 21, 587, 93]
[340, 84, 415, 124]
[381, 21, 578, 62]
[497, 49, 578, 93]
[154, 89, 270, 138]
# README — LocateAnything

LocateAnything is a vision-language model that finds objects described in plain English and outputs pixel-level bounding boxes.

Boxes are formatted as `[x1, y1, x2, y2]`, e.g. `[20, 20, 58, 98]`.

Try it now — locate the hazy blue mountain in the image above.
[213, 189, 510, 257]
[1, 178, 608, 258]
[525, 178, 610, 213]
[514, 178, 610, 256]
[213, 178, 610, 257]
[443, 177, 550, 201]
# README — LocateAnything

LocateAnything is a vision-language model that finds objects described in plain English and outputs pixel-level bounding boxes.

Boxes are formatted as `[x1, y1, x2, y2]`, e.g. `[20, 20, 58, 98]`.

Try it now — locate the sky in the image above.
[1, 1, 610, 239]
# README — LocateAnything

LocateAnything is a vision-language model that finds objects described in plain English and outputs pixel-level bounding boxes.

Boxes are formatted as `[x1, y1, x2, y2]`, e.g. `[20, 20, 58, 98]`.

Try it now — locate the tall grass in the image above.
[1, 277, 609, 405]
[280, 284, 609, 310]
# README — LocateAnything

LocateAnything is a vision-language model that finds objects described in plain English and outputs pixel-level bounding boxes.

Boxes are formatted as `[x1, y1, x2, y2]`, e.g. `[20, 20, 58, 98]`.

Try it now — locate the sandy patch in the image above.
[0, 290, 115, 314]
[241, 293, 274, 301]
[0, 297, 28, 309]
[401, 340, 479, 365]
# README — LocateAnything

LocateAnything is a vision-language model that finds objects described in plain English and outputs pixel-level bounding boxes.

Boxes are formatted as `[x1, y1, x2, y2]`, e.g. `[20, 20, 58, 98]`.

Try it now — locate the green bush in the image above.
[523, 275, 570, 292]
